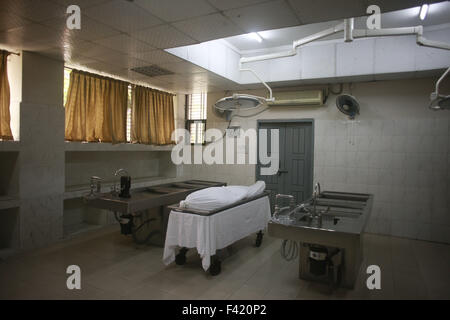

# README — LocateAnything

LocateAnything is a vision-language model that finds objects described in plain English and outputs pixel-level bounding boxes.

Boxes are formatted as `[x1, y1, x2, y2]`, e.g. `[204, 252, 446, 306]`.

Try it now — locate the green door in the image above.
[257, 121, 314, 212]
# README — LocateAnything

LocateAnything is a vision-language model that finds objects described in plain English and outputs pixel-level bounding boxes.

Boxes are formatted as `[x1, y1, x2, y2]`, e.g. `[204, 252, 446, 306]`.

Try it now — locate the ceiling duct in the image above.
[130, 65, 174, 77]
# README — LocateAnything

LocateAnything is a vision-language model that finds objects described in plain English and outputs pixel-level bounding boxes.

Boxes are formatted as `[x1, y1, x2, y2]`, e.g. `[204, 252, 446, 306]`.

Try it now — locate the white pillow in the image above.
[180, 186, 247, 211]
[246, 181, 266, 198]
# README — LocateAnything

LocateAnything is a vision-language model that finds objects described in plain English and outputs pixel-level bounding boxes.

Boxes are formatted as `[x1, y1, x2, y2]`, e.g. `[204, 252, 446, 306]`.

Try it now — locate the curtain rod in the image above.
[1, 49, 20, 56]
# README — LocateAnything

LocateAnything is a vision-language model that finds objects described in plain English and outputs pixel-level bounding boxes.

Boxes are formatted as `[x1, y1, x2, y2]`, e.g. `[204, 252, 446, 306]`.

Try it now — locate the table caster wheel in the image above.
[255, 231, 263, 247]
[209, 260, 221, 276]
[175, 248, 188, 265]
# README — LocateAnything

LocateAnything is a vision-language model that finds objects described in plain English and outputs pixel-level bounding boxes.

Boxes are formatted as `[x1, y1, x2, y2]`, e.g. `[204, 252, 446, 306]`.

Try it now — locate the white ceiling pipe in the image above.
[352, 26, 421, 38]
[238, 64, 275, 101]
[417, 36, 450, 50]
[239, 50, 297, 64]
[292, 22, 345, 48]
[239, 22, 345, 64]
[344, 18, 354, 42]
[432, 66, 450, 98]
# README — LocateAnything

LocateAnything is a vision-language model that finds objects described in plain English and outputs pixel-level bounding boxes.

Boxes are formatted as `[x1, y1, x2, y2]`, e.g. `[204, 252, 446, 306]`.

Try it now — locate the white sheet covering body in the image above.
[163, 196, 271, 271]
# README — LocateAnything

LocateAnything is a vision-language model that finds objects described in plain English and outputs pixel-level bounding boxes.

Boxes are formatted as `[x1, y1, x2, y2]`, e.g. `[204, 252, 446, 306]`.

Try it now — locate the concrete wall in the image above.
[19, 51, 65, 249]
[182, 76, 450, 244]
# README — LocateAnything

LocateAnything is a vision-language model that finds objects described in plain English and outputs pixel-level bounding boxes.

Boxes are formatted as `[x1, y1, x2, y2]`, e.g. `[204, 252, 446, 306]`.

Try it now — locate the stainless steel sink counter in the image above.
[268, 190, 374, 289]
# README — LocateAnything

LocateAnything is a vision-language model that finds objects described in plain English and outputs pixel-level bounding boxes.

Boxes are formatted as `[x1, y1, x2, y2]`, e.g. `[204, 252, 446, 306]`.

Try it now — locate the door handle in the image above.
[278, 169, 288, 176]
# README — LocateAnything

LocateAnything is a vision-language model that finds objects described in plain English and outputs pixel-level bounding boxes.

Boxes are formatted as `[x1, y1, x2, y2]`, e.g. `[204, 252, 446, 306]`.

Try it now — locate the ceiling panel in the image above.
[173, 13, 244, 42]
[133, 25, 197, 49]
[157, 61, 207, 74]
[41, 15, 122, 42]
[2, 0, 67, 23]
[361, 0, 440, 13]
[0, 23, 64, 46]
[71, 43, 129, 63]
[207, 0, 273, 11]
[50, 0, 113, 9]
[288, 0, 366, 24]
[81, 60, 124, 74]
[94, 34, 156, 54]
[0, 12, 33, 32]
[224, 0, 300, 33]
[131, 49, 185, 65]
[84, 0, 163, 33]
[134, 0, 217, 22]
[34, 38, 93, 60]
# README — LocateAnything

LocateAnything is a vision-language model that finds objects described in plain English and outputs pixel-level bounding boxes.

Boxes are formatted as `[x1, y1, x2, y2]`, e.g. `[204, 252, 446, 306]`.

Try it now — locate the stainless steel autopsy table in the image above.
[84, 180, 226, 245]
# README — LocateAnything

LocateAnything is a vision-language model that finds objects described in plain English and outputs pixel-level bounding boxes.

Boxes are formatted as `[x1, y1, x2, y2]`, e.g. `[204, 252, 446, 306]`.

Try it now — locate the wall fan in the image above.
[336, 94, 360, 119]
[336, 94, 360, 146]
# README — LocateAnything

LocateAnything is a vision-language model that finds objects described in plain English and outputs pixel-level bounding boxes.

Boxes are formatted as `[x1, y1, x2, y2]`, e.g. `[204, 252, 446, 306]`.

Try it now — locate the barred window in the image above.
[186, 93, 207, 144]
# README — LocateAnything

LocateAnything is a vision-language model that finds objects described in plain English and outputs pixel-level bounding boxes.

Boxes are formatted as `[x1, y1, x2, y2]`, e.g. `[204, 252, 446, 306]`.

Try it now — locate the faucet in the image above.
[115, 168, 129, 176]
[112, 168, 129, 195]
[273, 194, 295, 220]
[89, 176, 102, 196]
[313, 182, 321, 199]
[309, 182, 327, 226]
[313, 182, 321, 214]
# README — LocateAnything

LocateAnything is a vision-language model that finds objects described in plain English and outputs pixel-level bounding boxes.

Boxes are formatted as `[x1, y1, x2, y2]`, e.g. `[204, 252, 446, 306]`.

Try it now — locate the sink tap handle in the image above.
[114, 168, 129, 176]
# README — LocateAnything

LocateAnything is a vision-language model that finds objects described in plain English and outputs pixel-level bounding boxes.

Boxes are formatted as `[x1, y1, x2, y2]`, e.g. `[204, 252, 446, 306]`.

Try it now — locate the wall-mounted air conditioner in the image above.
[267, 90, 324, 107]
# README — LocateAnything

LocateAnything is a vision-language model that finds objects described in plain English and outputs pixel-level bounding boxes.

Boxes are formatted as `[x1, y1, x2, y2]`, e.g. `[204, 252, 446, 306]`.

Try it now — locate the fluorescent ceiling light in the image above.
[247, 32, 263, 43]
[419, 4, 429, 20]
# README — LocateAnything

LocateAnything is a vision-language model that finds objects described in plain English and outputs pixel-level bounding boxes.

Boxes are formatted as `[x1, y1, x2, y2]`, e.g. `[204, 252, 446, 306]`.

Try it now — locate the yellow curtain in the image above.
[132, 86, 175, 145]
[65, 70, 128, 143]
[0, 50, 13, 140]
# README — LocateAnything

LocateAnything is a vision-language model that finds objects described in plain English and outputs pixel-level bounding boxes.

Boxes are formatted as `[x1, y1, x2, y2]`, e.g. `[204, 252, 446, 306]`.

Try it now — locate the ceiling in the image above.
[0, 0, 444, 93]
[226, 2, 450, 52]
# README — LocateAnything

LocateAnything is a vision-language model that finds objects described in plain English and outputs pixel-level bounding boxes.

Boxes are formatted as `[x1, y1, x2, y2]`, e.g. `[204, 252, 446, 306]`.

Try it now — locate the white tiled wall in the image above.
[314, 117, 450, 243]
[181, 76, 450, 244]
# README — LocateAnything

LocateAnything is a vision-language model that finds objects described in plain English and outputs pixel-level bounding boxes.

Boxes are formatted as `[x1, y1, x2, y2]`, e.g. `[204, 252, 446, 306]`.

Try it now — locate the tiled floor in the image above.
[1, 225, 449, 300]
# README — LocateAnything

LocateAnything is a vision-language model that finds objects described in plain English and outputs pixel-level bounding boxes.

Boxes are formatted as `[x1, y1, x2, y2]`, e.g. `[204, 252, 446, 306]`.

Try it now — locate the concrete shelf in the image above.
[0, 248, 18, 260]
[64, 142, 173, 152]
[63, 176, 182, 200]
[0, 207, 19, 256]
[0, 196, 20, 210]
[0, 141, 20, 152]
